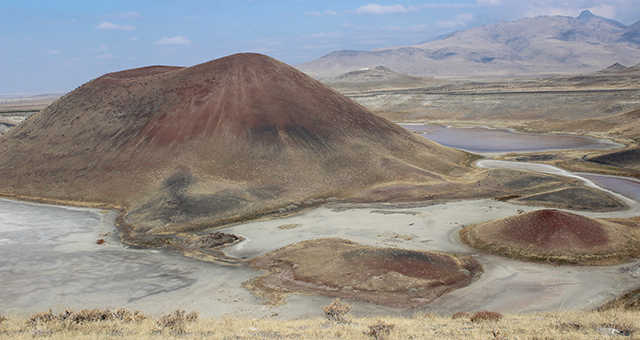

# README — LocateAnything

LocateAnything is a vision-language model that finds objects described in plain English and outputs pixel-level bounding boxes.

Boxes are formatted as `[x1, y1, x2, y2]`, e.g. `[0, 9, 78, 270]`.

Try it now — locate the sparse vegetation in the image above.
[470, 310, 503, 323]
[322, 299, 351, 323]
[157, 309, 198, 334]
[365, 320, 395, 339]
[1, 308, 639, 339]
[451, 311, 470, 319]
[26, 308, 146, 325]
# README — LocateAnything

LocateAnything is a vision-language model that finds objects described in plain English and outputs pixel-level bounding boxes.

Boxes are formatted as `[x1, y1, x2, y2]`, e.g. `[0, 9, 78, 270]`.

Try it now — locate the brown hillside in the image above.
[460, 209, 640, 265]
[588, 146, 640, 173]
[0, 53, 474, 238]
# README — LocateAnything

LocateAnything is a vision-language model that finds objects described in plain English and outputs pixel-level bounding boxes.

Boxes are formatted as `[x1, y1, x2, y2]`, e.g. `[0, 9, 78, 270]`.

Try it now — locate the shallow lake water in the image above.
[400, 124, 623, 154]
[1, 126, 639, 318]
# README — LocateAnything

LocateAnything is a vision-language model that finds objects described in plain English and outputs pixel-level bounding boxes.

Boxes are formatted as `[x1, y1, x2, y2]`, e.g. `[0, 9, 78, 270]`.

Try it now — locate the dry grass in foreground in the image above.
[1, 302, 639, 340]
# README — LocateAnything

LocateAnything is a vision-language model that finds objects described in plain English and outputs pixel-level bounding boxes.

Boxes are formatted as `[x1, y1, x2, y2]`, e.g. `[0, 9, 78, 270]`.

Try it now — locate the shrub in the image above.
[157, 309, 198, 334]
[451, 311, 470, 320]
[26, 308, 146, 326]
[470, 310, 503, 323]
[321, 299, 351, 323]
[366, 320, 395, 339]
[26, 309, 57, 325]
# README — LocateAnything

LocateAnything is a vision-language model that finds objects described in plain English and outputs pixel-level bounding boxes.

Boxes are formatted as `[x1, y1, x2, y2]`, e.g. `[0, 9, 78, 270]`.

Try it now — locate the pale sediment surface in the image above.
[3, 158, 640, 317]
[220, 200, 640, 313]
[2, 194, 640, 317]
[0, 198, 314, 319]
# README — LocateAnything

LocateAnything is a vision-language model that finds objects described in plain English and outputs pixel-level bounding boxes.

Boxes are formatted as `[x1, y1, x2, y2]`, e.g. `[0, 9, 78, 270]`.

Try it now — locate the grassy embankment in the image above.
[1, 300, 639, 339]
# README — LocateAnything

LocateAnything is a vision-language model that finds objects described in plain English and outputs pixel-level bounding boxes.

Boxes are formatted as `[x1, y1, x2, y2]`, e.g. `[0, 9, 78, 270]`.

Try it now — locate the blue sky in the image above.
[2, 0, 640, 94]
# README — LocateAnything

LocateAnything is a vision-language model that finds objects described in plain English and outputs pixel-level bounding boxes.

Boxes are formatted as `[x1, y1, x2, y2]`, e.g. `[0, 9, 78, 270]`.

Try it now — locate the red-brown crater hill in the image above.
[246, 238, 482, 308]
[459, 209, 640, 265]
[0, 53, 481, 240]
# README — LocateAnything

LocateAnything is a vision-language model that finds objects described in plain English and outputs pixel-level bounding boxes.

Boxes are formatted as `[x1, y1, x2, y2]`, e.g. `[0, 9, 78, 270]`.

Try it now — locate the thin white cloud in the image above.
[95, 21, 136, 31]
[457, 13, 473, 22]
[587, 4, 615, 19]
[155, 36, 191, 45]
[525, 6, 577, 18]
[436, 20, 460, 29]
[118, 11, 143, 19]
[436, 13, 474, 29]
[95, 53, 115, 59]
[129, 37, 140, 42]
[420, 3, 475, 9]
[304, 32, 343, 38]
[477, 0, 500, 4]
[356, 4, 409, 15]
[48, 49, 62, 55]
[85, 45, 109, 52]
[385, 24, 431, 32]
[304, 10, 339, 17]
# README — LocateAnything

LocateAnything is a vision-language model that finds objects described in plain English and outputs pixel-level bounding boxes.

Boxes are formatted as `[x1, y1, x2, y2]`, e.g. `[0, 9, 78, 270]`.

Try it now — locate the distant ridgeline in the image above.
[297, 10, 640, 77]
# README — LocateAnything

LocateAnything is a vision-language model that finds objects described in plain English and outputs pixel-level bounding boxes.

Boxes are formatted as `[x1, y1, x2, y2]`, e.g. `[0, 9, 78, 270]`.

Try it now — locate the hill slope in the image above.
[297, 11, 640, 77]
[0, 53, 474, 238]
[320, 66, 435, 90]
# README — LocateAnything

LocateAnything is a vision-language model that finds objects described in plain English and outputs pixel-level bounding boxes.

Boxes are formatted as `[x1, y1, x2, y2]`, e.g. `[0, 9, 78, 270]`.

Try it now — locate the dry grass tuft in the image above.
[321, 299, 351, 323]
[26, 308, 146, 326]
[157, 309, 199, 334]
[451, 311, 470, 320]
[3, 308, 640, 339]
[470, 310, 503, 323]
[365, 320, 395, 339]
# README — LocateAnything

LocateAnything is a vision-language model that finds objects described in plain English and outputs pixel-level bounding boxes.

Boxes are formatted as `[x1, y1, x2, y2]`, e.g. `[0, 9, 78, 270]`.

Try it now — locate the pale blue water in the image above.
[401, 124, 622, 154]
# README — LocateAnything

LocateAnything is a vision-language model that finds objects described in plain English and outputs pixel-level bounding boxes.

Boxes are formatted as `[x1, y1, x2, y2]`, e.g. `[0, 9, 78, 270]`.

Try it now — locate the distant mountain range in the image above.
[297, 10, 640, 77]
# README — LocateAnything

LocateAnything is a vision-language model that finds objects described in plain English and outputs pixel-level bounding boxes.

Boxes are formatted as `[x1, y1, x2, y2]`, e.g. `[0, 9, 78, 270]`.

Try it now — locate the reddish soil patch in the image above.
[247, 238, 482, 308]
[502, 209, 608, 249]
[460, 209, 640, 265]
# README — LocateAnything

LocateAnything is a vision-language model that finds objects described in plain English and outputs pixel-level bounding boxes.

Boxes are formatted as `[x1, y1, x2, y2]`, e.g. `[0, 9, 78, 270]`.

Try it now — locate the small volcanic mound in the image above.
[321, 66, 432, 90]
[247, 238, 482, 308]
[460, 209, 640, 265]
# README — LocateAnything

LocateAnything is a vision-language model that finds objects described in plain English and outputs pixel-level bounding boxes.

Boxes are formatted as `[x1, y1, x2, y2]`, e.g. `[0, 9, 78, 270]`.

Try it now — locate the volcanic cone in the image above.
[459, 209, 640, 265]
[0, 53, 473, 238]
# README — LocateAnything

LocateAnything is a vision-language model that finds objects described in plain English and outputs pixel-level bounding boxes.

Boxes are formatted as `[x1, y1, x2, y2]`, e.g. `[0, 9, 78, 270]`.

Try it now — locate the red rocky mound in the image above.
[0, 53, 473, 239]
[248, 238, 482, 308]
[501, 209, 609, 249]
[460, 209, 640, 264]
